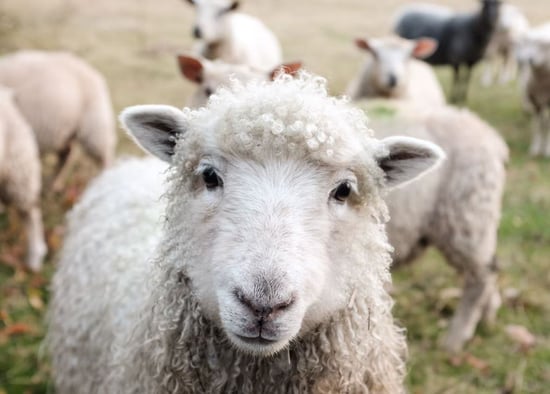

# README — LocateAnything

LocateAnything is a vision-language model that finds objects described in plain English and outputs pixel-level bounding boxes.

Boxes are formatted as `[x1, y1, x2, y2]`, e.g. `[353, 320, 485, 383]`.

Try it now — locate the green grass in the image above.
[1, 1, 550, 393]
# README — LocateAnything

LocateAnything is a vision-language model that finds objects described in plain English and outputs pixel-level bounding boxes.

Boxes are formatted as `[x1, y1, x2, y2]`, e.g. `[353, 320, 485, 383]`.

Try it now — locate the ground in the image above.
[0, 0, 549, 393]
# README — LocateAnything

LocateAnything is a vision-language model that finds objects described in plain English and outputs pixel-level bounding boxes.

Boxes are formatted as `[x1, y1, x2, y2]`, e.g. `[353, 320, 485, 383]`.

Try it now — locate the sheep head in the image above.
[186, 0, 239, 43]
[177, 54, 302, 107]
[355, 36, 437, 96]
[120, 74, 444, 356]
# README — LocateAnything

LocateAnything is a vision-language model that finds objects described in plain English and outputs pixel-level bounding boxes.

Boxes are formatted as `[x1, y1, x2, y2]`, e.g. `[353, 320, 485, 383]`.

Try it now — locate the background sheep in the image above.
[185, 0, 282, 71]
[0, 50, 116, 190]
[394, 0, 501, 103]
[0, 87, 46, 272]
[48, 75, 445, 393]
[481, 4, 530, 86]
[177, 54, 301, 107]
[518, 27, 550, 156]
[359, 99, 508, 352]
[345, 35, 446, 106]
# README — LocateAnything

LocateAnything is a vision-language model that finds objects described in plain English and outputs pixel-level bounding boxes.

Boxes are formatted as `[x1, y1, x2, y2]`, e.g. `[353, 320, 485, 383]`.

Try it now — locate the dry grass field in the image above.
[0, 0, 549, 393]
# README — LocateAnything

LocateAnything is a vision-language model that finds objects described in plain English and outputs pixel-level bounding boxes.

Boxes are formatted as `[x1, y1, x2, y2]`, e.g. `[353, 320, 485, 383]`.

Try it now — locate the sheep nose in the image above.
[193, 26, 202, 39]
[234, 290, 295, 321]
[388, 74, 398, 88]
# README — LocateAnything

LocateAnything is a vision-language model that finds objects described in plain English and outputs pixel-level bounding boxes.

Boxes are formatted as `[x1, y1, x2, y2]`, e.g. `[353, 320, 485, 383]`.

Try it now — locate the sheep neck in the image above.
[145, 272, 405, 394]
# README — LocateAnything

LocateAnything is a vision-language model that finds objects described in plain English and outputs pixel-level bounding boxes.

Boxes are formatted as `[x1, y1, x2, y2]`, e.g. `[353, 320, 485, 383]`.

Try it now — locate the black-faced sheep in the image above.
[48, 74, 445, 393]
[394, 0, 501, 103]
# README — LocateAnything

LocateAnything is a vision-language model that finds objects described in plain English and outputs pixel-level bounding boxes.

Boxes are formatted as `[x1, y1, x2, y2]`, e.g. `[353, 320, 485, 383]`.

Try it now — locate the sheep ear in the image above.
[120, 105, 187, 163]
[270, 62, 302, 80]
[177, 55, 204, 84]
[355, 38, 372, 52]
[412, 38, 438, 59]
[377, 136, 445, 189]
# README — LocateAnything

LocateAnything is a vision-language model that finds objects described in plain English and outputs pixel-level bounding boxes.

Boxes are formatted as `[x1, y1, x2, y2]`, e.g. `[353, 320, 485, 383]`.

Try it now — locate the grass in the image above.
[1, 0, 550, 393]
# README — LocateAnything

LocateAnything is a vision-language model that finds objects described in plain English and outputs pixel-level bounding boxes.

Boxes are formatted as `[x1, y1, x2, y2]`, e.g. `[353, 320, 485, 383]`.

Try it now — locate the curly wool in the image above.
[50, 74, 407, 393]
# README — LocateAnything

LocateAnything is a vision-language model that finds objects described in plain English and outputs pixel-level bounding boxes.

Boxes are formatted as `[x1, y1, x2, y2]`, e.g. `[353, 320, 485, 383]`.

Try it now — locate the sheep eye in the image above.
[202, 167, 223, 190]
[204, 87, 213, 97]
[332, 181, 352, 202]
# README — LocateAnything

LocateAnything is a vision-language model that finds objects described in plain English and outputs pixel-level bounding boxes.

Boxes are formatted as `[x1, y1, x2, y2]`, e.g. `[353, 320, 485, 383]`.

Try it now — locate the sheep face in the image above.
[187, 0, 238, 43]
[355, 37, 437, 97]
[121, 76, 444, 356]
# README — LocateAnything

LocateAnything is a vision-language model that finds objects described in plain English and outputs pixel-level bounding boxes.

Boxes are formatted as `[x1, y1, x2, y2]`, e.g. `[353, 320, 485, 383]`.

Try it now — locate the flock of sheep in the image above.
[0, 0, 548, 392]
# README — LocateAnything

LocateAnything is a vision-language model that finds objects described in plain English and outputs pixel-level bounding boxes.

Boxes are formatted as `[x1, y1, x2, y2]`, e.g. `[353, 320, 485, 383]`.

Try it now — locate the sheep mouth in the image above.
[234, 334, 279, 346]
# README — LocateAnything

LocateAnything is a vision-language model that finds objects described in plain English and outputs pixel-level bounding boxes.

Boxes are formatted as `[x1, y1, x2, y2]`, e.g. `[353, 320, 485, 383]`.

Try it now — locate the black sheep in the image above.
[394, 0, 501, 103]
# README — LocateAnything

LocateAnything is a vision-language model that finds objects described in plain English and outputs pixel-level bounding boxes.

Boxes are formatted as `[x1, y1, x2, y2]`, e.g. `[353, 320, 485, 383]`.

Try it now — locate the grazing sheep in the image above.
[185, 0, 282, 71]
[358, 99, 508, 352]
[346, 36, 446, 106]
[48, 73, 446, 393]
[177, 54, 301, 107]
[394, 0, 501, 103]
[0, 50, 116, 189]
[0, 87, 46, 271]
[481, 4, 529, 86]
[518, 26, 550, 156]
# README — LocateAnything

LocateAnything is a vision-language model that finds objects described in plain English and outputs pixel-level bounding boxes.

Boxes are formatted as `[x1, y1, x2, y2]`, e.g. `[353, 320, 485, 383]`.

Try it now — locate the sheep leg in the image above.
[529, 108, 545, 156]
[51, 139, 75, 192]
[442, 268, 497, 353]
[481, 59, 495, 87]
[499, 50, 516, 85]
[450, 65, 462, 104]
[21, 205, 47, 272]
[541, 108, 550, 157]
[459, 66, 472, 103]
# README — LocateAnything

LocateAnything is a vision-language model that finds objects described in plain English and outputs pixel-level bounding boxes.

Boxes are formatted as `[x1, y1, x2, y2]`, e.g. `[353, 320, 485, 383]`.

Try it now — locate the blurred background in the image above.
[0, 0, 549, 392]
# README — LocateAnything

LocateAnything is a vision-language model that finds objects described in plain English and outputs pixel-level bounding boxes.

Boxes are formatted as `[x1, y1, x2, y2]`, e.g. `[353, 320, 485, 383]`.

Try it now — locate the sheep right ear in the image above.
[177, 55, 204, 84]
[376, 136, 445, 189]
[355, 38, 373, 53]
[120, 105, 187, 163]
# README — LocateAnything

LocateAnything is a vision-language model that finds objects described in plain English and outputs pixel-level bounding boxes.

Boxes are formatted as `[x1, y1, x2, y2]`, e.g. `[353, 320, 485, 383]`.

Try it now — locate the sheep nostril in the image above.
[234, 289, 295, 319]
[388, 74, 398, 88]
[193, 26, 202, 39]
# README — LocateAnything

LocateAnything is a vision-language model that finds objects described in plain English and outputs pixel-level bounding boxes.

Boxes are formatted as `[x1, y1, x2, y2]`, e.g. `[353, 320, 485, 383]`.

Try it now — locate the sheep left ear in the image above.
[412, 38, 438, 59]
[376, 136, 445, 189]
[270, 62, 303, 80]
[120, 105, 188, 163]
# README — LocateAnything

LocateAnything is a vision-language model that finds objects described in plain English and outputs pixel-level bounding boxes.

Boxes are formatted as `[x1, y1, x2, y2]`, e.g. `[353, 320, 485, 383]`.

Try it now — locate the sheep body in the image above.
[49, 74, 445, 393]
[359, 99, 508, 351]
[190, 1, 282, 71]
[0, 87, 46, 271]
[0, 50, 116, 183]
[346, 36, 445, 106]
[394, 0, 501, 103]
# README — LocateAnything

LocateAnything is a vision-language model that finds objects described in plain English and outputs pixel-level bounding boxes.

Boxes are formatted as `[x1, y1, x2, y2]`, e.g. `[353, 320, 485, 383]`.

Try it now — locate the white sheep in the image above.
[48, 73, 445, 393]
[481, 4, 530, 86]
[0, 87, 46, 271]
[0, 50, 116, 189]
[518, 25, 550, 157]
[176, 54, 301, 107]
[346, 36, 446, 107]
[186, 0, 282, 71]
[359, 99, 508, 352]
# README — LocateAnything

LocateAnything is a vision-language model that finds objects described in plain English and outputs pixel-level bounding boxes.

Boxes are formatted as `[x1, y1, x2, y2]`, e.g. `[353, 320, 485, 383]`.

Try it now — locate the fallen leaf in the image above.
[28, 287, 44, 310]
[505, 325, 536, 351]
[1, 322, 34, 336]
[465, 353, 490, 374]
